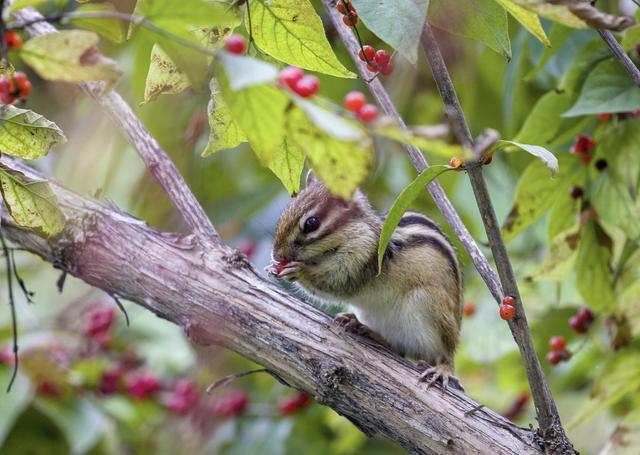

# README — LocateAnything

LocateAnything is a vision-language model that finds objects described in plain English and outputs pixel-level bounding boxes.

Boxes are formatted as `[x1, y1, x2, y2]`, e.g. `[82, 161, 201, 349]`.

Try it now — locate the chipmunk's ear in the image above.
[305, 169, 317, 187]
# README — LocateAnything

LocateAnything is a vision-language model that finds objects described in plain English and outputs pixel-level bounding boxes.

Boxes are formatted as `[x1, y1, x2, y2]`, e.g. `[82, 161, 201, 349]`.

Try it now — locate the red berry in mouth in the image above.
[374, 49, 391, 67]
[275, 260, 290, 275]
[225, 34, 246, 54]
[278, 66, 304, 89]
[293, 75, 319, 98]
[549, 336, 566, 352]
[344, 91, 366, 113]
[357, 104, 378, 122]
[358, 45, 376, 63]
[499, 304, 516, 321]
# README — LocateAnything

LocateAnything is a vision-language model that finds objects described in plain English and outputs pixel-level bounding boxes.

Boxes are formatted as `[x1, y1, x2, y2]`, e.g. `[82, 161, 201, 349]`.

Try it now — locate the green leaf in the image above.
[622, 23, 640, 51]
[288, 106, 373, 199]
[527, 227, 580, 282]
[133, 0, 238, 87]
[69, 4, 127, 43]
[429, 0, 511, 59]
[202, 87, 247, 157]
[564, 60, 640, 117]
[220, 76, 289, 164]
[142, 43, 190, 104]
[595, 117, 640, 191]
[576, 220, 616, 312]
[268, 139, 305, 195]
[20, 30, 122, 85]
[514, 90, 590, 149]
[374, 123, 467, 159]
[35, 398, 106, 455]
[377, 165, 452, 272]
[558, 40, 610, 93]
[0, 105, 67, 159]
[570, 351, 640, 427]
[219, 52, 279, 90]
[524, 23, 573, 81]
[294, 98, 364, 141]
[249, 0, 355, 78]
[0, 168, 66, 237]
[592, 173, 640, 240]
[495, 140, 558, 175]
[351, 0, 429, 64]
[493, 0, 550, 46]
[509, 0, 588, 29]
[0, 370, 32, 446]
[502, 155, 575, 243]
[547, 164, 586, 242]
[8, 0, 48, 13]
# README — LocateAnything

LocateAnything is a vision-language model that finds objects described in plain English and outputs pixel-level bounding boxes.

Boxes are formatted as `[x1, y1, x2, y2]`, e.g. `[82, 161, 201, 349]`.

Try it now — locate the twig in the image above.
[0, 230, 19, 392]
[321, 0, 503, 302]
[12, 7, 219, 243]
[111, 294, 130, 327]
[206, 368, 269, 393]
[10, 249, 34, 304]
[597, 29, 640, 86]
[420, 24, 575, 453]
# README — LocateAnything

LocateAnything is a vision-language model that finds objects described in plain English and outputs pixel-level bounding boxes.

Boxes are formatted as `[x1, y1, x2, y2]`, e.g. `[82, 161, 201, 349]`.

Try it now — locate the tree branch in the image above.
[10, 6, 219, 243]
[321, 0, 503, 303]
[0, 156, 541, 455]
[419, 25, 575, 453]
[597, 29, 640, 86]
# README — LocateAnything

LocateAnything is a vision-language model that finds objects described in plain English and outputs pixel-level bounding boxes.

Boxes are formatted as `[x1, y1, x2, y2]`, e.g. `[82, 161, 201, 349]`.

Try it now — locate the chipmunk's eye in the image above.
[302, 216, 320, 234]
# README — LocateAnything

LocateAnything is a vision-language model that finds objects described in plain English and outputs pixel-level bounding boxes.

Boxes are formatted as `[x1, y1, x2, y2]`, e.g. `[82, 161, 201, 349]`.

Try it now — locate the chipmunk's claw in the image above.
[417, 361, 464, 393]
[334, 312, 371, 337]
[265, 261, 303, 282]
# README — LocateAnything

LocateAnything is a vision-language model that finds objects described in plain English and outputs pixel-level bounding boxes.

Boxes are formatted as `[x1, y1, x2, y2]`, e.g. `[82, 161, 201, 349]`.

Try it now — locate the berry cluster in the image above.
[278, 66, 319, 98]
[4, 31, 23, 49]
[278, 392, 312, 415]
[224, 34, 247, 55]
[570, 134, 596, 164]
[499, 295, 516, 321]
[343, 90, 378, 122]
[570, 306, 595, 334]
[598, 110, 640, 122]
[0, 71, 33, 104]
[546, 336, 572, 365]
[336, 0, 358, 26]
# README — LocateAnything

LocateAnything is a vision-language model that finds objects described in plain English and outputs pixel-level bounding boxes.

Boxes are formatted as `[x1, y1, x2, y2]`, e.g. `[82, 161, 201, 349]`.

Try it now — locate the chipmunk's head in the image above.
[272, 172, 377, 265]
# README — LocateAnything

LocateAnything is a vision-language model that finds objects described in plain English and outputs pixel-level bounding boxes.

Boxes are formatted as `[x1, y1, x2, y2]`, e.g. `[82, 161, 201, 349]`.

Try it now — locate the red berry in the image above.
[0, 347, 14, 366]
[293, 75, 319, 98]
[12, 72, 27, 87]
[546, 350, 562, 365]
[167, 379, 199, 415]
[502, 295, 515, 306]
[275, 259, 290, 275]
[549, 336, 566, 352]
[449, 157, 463, 170]
[356, 104, 378, 122]
[366, 64, 378, 73]
[572, 135, 596, 154]
[278, 66, 304, 89]
[577, 307, 595, 324]
[481, 150, 494, 165]
[378, 62, 394, 75]
[17, 79, 31, 98]
[213, 391, 248, 418]
[37, 381, 61, 397]
[0, 78, 11, 104]
[336, 1, 355, 15]
[374, 49, 391, 67]
[358, 45, 375, 63]
[343, 91, 366, 113]
[462, 302, 476, 317]
[85, 306, 115, 338]
[279, 392, 312, 415]
[4, 31, 22, 49]
[569, 315, 588, 334]
[598, 113, 611, 121]
[499, 304, 516, 321]
[99, 366, 123, 395]
[126, 371, 161, 399]
[569, 186, 583, 199]
[342, 12, 358, 26]
[579, 153, 592, 164]
[225, 34, 246, 54]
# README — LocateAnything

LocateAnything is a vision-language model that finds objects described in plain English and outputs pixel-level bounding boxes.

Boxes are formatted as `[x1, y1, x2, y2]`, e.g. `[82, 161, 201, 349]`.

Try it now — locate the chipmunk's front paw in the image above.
[417, 361, 464, 393]
[265, 260, 303, 283]
[334, 312, 371, 337]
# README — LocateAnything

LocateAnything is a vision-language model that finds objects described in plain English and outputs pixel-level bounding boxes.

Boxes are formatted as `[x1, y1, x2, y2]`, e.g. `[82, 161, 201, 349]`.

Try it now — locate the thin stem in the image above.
[598, 29, 640, 86]
[322, 0, 503, 302]
[0, 230, 19, 392]
[420, 24, 574, 452]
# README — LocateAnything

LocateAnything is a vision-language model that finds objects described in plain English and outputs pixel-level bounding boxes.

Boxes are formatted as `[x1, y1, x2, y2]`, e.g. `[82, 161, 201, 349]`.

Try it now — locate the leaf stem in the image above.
[0, 229, 19, 392]
[597, 29, 640, 86]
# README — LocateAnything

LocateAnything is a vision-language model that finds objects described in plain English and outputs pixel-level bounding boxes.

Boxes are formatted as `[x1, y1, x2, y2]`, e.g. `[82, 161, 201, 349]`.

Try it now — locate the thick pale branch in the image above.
[0, 156, 541, 455]
[322, 0, 503, 303]
[419, 24, 575, 454]
[11, 7, 219, 243]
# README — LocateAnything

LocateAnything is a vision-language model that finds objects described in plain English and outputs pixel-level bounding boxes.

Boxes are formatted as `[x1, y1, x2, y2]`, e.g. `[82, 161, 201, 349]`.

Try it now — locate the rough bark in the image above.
[0, 157, 541, 455]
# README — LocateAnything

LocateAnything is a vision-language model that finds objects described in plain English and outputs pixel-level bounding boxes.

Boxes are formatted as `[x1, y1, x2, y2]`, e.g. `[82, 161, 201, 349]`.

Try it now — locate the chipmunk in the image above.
[266, 173, 463, 390]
